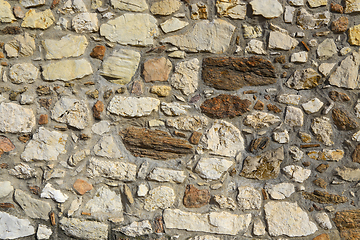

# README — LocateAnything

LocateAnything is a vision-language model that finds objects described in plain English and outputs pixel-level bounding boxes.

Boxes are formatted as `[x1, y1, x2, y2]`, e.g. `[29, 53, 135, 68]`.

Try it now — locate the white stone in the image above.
[92, 121, 110, 135]
[0, 212, 35, 239]
[117, 220, 152, 237]
[189, 236, 220, 240]
[168, 50, 185, 58]
[42, 35, 88, 60]
[166, 116, 208, 131]
[148, 119, 165, 128]
[195, 157, 233, 180]
[289, 0, 304, 6]
[291, 51, 308, 63]
[289, 146, 304, 161]
[42, 59, 93, 81]
[315, 212, 332, 229]
[268, 31, 299, 50]
[8, 163, 36, 179]
[340, 47, 352, 55]
[147, 167, 186, 183]
[242, 24, 262, 38]
[253, 218, 266, 236]
[14, 189, 51, 220]
[107, 96, 160, 117]
[311, 117, 333, 146]
[317, 38, 337, 59]
[0, 181, 13, 198]
[111, 0, 148, 12]
[20, 95, 34, 105]
[265, 201, 317, 237]
[87, 158, 137, 181]
[296, 9, 331, 30]
[61, 0, 87, 13]
[336, 167, 360, 181]
[169, 58, 200, 96]
[68, 197, 82, 217]
[237, 186, 262, 210]
[0, 0, 15, 22]
[37, 224, 52, 240]
[163, 209, 252, 235]
[284, 6, 295, 23]
[283, 165, 311, 183]
[160, 17, 189, 33]
[4, 33, 35, 58]
[265, 183, 295, 199]
[243, 111, 281, 129]
[161, 19, 235, 54]
[93, 135, 121, 158]
[0, 102, 35, 133]
[150, 0, 182, 15]
[302, 98, 323, 114]
[41, 183, 68, 203]
[319, 62, 336, 76]
[72, 13, 98, 33]
[250, 0, 283, 18]
[144, 186, 175, 211]
[60, 217, 108, 240]
[245, 40, 266, 55]
[21, 9, 55, 29]
[161, 102, 190, 116]
[51, 97, 89, 129]
[213, 195, 237, 210]
[277, 94, 302, 105]
[216, 0, 246, 19]
[284, 106, 304, 127]
[9, 63, 39, 84]
[100, 13, 159, 46]
[273, 130, 289, 143]
[68, 149, 90, 166]
[137, 184, 148, 196]
[100, 49, 140, 84]
[353, 130, 360, 141]
[21, 0, 45, 7]
[199, 120, 245, 158]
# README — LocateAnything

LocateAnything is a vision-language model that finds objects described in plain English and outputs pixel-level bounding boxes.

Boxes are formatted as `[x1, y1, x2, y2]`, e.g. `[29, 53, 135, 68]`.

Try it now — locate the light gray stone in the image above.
[266, 183, 295, 199]
[21, 9, 55, 29]
[283, 165, 311, 183]
[296, 8, 330, 30]
[61, 0, 87, 13]
[60, 217, 108, 240]
[268, 31, 298, 50]
[250, 0, 283, 18]
[9, 63, 39, 84]
[284, 6, 295, 23]
[169, 58, 200, 96]
[315, 212, 332, 229]
[286, 68, 321, 90]
[253, 218, 266, 236]
[284, 106, 304, 127]
[0, 102, 35, 133]
[0, 181, 13, 198]
[8, 163, 36, 179]
[116, 220, 152, 237]
[336, 167, 360, 181]
[161, 102, 190, 116]
[40, 183, 68, 203]
[160, 17, 188, 33]
[277, 94, 301, 105]
[72, 13, 99, 33]
[107, 96, 160, 117]
[0, 212, 35, 239]
[20, 0, 45, 8]
[92, 121, 110, 135]
[68, 149, 90, 167]
[319, 62, 336, 76]
[144, 186, 175, 211]
[37, 224, 52, 240]
[317, 38, 337, 59]
[243, 111, 281, 129]
[289, 146, 304, 161]
[216, 0, 246, 19]
[67, 197, 82, 217]
[195, 157, 233, 180]
[273, 130, 289, 143]
[245, 40, 266, 55]
[150, 0, 182, 15]
[42, 59, 93, 81]
[87, 158, 137, 181]
[14, 189, 52, 220]
[166, 115, 208, 131]
[147, 167, 186, 183]
[213, 195, 237, 210]
[0, 0, 16, 22]
[302, 98, 323, 114]
[93, 135, 121, 158]
[42, 35, 88, 60]
[237, 186, 262, 210]
[111, 0, 148, 12]
[311, 117, 333, 146]
[137, 184, 148, 196]
[189, 236, 220, 240]
[291, 51, 308, 63]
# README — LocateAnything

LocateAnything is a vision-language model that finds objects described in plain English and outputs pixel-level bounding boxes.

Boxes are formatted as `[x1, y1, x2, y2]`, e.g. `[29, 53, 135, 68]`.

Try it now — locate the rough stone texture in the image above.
[144, 186, 175, 211]
[183, 184, 210, 208]
[286, 68, 322, 90]
[0, 135, 15, 156]
[87, 158, 137, 181]
[143, 57, 172, 82]
[333, 209, 360, 240]
[332, 108, 358, 130]
[331, 16, 349, 33]
[336, 167, 360, 181]
[296, 8, 330, 30]
[283, 165, 311, 183]
[237, 186, 262, 210]
[21, 9, 55, 29]
[4, 33, 35, 58]
[268, 31, 298, 50]
[195, 157, 233, 180]
[250, 0, 283, 18]
[0, 0, 15, 23]
[73, 179, 93, 195]
[42, 59, 93, 81]
[0, 212, 35, 239]
[60, 217, 108, 240]
[0, 102, 35, 133]
[72, 13, 99, 33]
[116, 220, 152, 237]
[14, 189, 51, 220]
[9, 63, 38, 84]
[302, 190, 348, 204]
[266, 182, 295, 199]
[41, 183, 68, 203]
[169, 58, 200, 96]
[150, 0, 181, 15]
[166, 116, 208, 131]
[243, 111, 281, 129]
[108, 96, 159, 117]
[147, 167, 186, 183]
[311, 117, 334, 146]
[111, 0, 148, 12]
[345, 0, 360, 13]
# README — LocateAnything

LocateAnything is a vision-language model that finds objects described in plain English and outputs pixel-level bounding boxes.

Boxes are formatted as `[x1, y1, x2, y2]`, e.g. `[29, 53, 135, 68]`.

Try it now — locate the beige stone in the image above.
[42, 59, 93, 81]
[0, 0, 15, 22]
[308, 0, 327, 7]
[150, 0, 182, 15]
[111, 0, 148, 12]
[42, 35, 88, 60]
[72, 13, 98, 33]
[150, 85, 171, 97]
[143, 57, 172, 82]
[348, 24, 360, 46]
[160, 17, 189, 33]
[345, 0, 360, 13]
[4, 33, 35, 58]
[21, 9, 55, 29]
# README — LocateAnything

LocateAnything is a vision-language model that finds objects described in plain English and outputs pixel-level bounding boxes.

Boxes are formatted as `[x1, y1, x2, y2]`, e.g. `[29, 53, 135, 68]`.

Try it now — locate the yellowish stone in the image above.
[150, 85, 172, 97]
[21, 9, 55, 29]
[348, 24, 360, 46]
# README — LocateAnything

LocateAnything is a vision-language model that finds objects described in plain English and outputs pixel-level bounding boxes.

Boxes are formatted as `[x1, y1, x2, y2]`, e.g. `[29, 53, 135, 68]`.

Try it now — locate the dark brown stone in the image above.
[313, 233, 330, 240]
[38, 114, 48, 125]
[80, 134, 90, 140]
[200, 94, 251, 118]
[50, 212, 56, 226]
[0, 52, 4, 59]
[116, 87, 126, 94]
[302, 190, 348, 204]
[120, 126, 193, 160]
[313, 178, 327, 189]
[103, 89, 113, 99]
[28, 185, 40, 195]
[154, 216, 165, 233]
[300, 144, 320, 148]
[0, 163, 8, 169]
[38, 98, 52, 109]
[36, 85, 51, 96]
[302, 161, 311, 167]
[183, 184, 210, 208]
[174, 131, 186, 138]
[302, 41, 310, 51]
[331, 16, 349, 33]
[329, 90, 350, 102]
[90, 45, 106, 60]
[333, 209, 360, 240]
[85, 90, 99, 99]
[267, 104, 281, 113]
[0, 136, 15, 157]
[189, 131, 202, 145]
[332, 108, 358, 131]
[316, 163, 329, 173]
[352, 144, 360, 163]
[249, 137, 269, 152]
[274, 55, 286, 64]
[330, 3, 344, 13]
[253, 100, 264, 110]
[1, 26, 22, 35]
[93, 100, 104, 120]
[18, 134, 30, 143]
[202, 56, 277, 91]
[243, 90, 257, 94]
[0, 203, 14, 209]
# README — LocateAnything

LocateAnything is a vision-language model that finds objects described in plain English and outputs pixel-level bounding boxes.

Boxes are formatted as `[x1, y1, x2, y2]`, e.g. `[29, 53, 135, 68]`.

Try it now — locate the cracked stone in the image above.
[286, 68, 322, 90]
[169, 58, 200, 96]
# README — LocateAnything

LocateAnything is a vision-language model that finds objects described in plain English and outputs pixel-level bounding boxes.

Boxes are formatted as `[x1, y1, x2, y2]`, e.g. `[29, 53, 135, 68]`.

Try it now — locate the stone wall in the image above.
[0, 0, 360, 239]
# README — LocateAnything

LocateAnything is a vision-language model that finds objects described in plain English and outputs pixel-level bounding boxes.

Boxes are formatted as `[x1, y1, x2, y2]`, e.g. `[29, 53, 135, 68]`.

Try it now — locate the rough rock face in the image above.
[0, 212, 35, 239]
[302, 190, 348, 204]
[0, 102, 35, 133]
[183, 184, 210, 208]
[333, 209, 360, 240]
[60, 217, 108, 240]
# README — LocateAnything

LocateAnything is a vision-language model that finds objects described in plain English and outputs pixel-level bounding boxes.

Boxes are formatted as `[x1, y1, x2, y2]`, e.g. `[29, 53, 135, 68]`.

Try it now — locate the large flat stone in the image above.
[60, 217, 108, 240]
[21, 9, 55, 29]
[9, 63, 39, 84]
[250, 0, 283, 18]
[42, 59, 93, 81]
[87, 158, 137, 181]
[107, 96, 160, 117]
[195, 157, 233, 180]
[0, 102, 35, 133]
[42, 34, 88, 59]
[0, 212, 35, 239]
[0, 0, 16, 23]
[4, 33, 35, 58]
[14, 189, 52, 220]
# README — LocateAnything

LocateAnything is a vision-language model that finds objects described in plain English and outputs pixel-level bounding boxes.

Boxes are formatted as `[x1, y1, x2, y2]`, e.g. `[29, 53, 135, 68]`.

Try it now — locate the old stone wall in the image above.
[0, 0, 360, 239]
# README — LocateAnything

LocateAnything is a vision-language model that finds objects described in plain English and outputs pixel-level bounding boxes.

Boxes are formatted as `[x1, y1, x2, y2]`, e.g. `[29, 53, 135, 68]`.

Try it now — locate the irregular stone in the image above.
[51, 97, 89, 129]
[169, 58, 200, 96]
[266, 183, 295, 199]
[284, 106, 304, 127]
[144, 186, 175, 211]
[311, 117, 333, 146]
[195, 157, 233, 180]
[308, 149, 344, 161]
[333, 209, 360, 240]
[253, 218, 266, 236]
[68, 149, 90, 167]
[166, 116, 207, 131]
[237, 186, 261, 210]
[73, 179, 93, 195]
[296, 8, 330, 30]
[160, 17, 188, 33]
[349, 24, 360, 46]
[137, 184, 148, 196]
[202, 56, 276, 91]
[90, 45, 105, 60]
[111, 0, 148, 12]
[190, 2, 208, 19]
[0, 212, 35, 239]
[121, 126, 193, 160]
[216, 0, 246, 19]
[148, 167, 186, 183]
[345, 0, 360, 13]
[242, 24, 262, 38]
[290, 51, 308, 63]
[108, 96, 159, 117]
[286, 68, 322, 90]
[308, 0, 327, 7]
[283, 165, 311, 183]
[87, 158, 137, 181]
[42, 35, 88, 60]
[21, 0, 44, 8]
[240, 147, 284, 180]
[302, 98, 323, 114]
[183, 184, 210, 208]
[277, 94, 301, 105]
[336, 167, 360, 181]
[41, 183, 68, 203]
[331, 2, 344, 12]
[163, 209, 251, 235]
[267, 104, 281, 113]
[116, 220, 152, 237]
[100, 49, 140, 84]
[245, 40, 266, 55]
[273, 130, 289, 143]
[13, 5, 25, 18]
[315, 212, 332, 229]
[61, 0, 87, 13]
[92, 101, 104, 120]
[14, 189, 51, 220]
[0, 181, 13, 198]
[268, 31, 298, 50]
[161, 102, 190, 116]
[189, 236, 220, 240]
[329, 50, 360, 88]
[150, 85, 171, 97]
[150, 0, 181, 15]
[313, 178, 327, 189]
[352, 144, 360, 163]
[4, 33, 35, 58]
[302, 190, 348, 204]
[213, 195, 237, 210]
[319, 63, 336, 76]
[0, 135, 15, 156]
[37, 224, 52, 240]
[161, 19, 235, 54]
[243, 111, 281, 129]
[0, 102, 35, 133]
[317, 38, 337, 59]
[316, 163, 329, 173]
[100, 13, 158, 46]
[313, 233, 330, 240]
[60, 217, 108, 240]
[21, 9, 55, 29]
[331, 16, 348, 33]
[93, 135, 121, 158]
[42, 59, 93, 81]
[284, 6, 295, 23]
[249, 137, 269, 152]
[289, 146, 304, 161]
[8, 163, 35, 179]
[332, 108, 358, 130]
[72, 13, 98, 33]
[143, 57, 172, 83]
[265, 201, 317, 237]
[250, 0, 283, 18]
[0, 0, 15, 22]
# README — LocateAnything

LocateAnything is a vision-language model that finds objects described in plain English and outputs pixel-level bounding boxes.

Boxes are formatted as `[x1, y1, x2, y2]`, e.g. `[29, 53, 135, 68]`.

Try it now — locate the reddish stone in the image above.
[333, 209, 360, 240]
[183, 184, 210, 208]
[200, 94, 251, 118]
[313, 233, 330, 240]
[330, 3, 343, 13]
[93, 100, 104, 120]
[0, 52, 3, 58]
[253, 100, 264, 110]
[28, 185, 41, 195]
[0, 203, 14, 209]
[0, 163, 8, 169]
[131, 79, 143, 96]
[331, 16, 349, 33]
[38, 114, 48, 125]
[143, 57, 172, 82]
[13, 5, 25, 18]
[50, 0, 60, 9]
[316, 163, 329, 173]
[0, 135, 15, 157]
[189, 131, 202, 145]
[329, 90, 350, 102]
[73, 179, 93, 195]
[90, 45, 106, 60]
[267, 104, 281, 113]
[154, 216, 165, 233]
[174, 131, 186, 138]
[332, 108, 358, 131]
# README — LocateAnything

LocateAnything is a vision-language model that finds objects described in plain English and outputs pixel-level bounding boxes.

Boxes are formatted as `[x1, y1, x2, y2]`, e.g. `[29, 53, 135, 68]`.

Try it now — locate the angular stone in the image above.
[250, 0, 283, 18]
[315, 212, 332, 229]
[0, 212, 35, 239]
[4, 33, 35, 58]
[332, 108, 358, 130]
[302, 190, 348, 204]
[265, 201, 317, 237]
[143, 57, 172, 83]
[242, 24, 262, 38]
[169, 58, 200, 96]
[42, 35, 88, 60]
[150, 0, 181, 15]
[329, 50, 360, 88]
[237, 186, 261, 210]
[311, 117, 333, 146]
[166, 116, 208, 131]
[163, 209, 251, 235]
[87, 158, 137, 181]
[249, 137, 269, 152]
[92, 101, 104, 120]
[302, 98, 323, 114]
[90, 45, 105, 60]
[93, 135, 121, 158]
[202, 56, 276, 91]
[314, 178, 328, 189]
[296, 8, 330, 30]
[240, 147, 284, 180]
[213, 195, 237, 210]
[160, 17, 188, 33]
[60, 217, 108, 240]
[289, 146, 304, 161]
[8, 163, 35, 179]
[137, 184, 148, 196]
[100, 13, 159, 46]
[37, 224, 52, 240]
[116, 220, 152, 237]
[286, 68, 322, 90]
[160, 102, 189, 116]
[73, 179, 93, 195]
[72, 13, 98, 33]
[265, 183, 295, 199]
[0, 102, 35, 133]
[42, 59, 93, 81]
[283, 165, 311, 183]
[331, 16, 348, 33]
[352, 144, 360, 163]
[243, 111, 281, 129]
[21, 9, 55, 29]
[245, 39, 266, 55]
[333, 209, 360, 240]
[317, 38, 337, 59]
[144, 186, 175, 211]
[100, 49, 140, 84]
[284, 106, 303, 127]
[308, 149, 344, 161]
[277, 94, 302, 105]
[316, 163, 329, 173]
[308, 0, 327, 7]
[268, 31, 298, 50]
[284, 6, 295, 23]
[121, 126, 193, 160]
[14, 189, 51, 220]
[195, 157, 233, 180]
[345, 0, 360, 13]
[0, 135, 15, 156]
[161, 19, 235, 54]
[183, 185, 210, 208]
[147, 167, 186, 183]
[61, 0, 87, 13]
[111, 0, 148, 12]
[313, 233, 330, 240]
[0, 181, 13, 198]
[273, 130, 289, 143]
[216, 0, 246, 19]
[336, 167, 360, 181]
[0, 0, 15, 22]
[41, 183, 68, 203]
[150, 85, 171, 97]
[108, 96, 159, 117]
[290, 51, 308, 63]
[319, 63, 336, 76]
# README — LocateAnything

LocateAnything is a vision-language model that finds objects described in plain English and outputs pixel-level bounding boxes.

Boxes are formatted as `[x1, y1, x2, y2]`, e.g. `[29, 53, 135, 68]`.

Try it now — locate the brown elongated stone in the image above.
[352, 144, 360, 163]
[249, 137, 269, 152]
[333, 209, 360, 240]
[120, 126, 193, 160]
[302, 190, 348, 204]
[0, 203, 14, 208]
[200, 94, 251, 118]
[183, 184, 210, 208]
[300, 144, 320, 148]
[267, 104, 281, 113]
[93, 100, 104, 120]
[0, 136, 15, 157]
[1, 26, 22, 35]
[202, 56, 276, 91]
[329, 90, 350, 102]
[50, 212, 56, 226]
[332, 108, 358, 131]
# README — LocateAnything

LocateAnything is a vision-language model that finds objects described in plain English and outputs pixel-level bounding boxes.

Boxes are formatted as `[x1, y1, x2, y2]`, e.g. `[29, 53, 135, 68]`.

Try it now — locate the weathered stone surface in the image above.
[61, 0, 87, 13]
[308, 0, 327, 7]
[100, 13, 159, 46]
[0, 135, 15, 156]
[302, 98, 323, 114]
[317, 38, 337, 59]
[72, 13, 98, 33]
[90, 45, 105, 60]
[161, 19, 235, 54]
[214, 195, 237, 210]
[42, 59, 93, 81]
[195, 157, 233, 180]
[345, 0, 360, 13]
[289, 146, 304, 161]
[87, 158, 137, 181]
[37, 224, 52, 240]
[200, 94, 251, 119]
[352, 144, 360, 163]
[161, 102, 190, 116]
[315, 212, 332, 229]
[332, 108, 358, 130]
[0, 181, 13, 198]
[265, 201, 318, 237]
[237, 186, 261, 210]
[308, 149, 344, 161]
[8, 163, 35, 179]
[333, 209, 360, 240]
[160, 17, 189, 33]
[302, 190, 348, 204]
[108, 96, 159, 117]
[216, 0, 246, 19]
[336, 167, 360, 181]
[21, 0, 45, 7]
[169, 58, 200, 96]
[243, 111, 281, 129]
[245, 39, 266, 55]
[331, 16, 348, 33]
[0, 212, 35, 239]
[4, 33, 35, 58]
[250, 0, 283, 18]
[183, 185, 210, 208]
[349, 25, 360, 46]
[42, 35, 88, 60]
[329, 50, 360, 88]
[111, 0, 148, 12]
[21, 9, 55, 29]
[166, 116, 208, 131]
[319, 63, 336, 76]
[41, 183, 68, 203]
[268, 31, 298, 50]
[266, 183, 295, 199]
[163, 209, 251, 235]
[286, 68, 322, 90]
[150, 0, 182, 15]
[14, 189, 51, 220]
[8, 64, 35, 84]
[202, 56, 276, 91]
[147, 167, 186, 183]
[151, 85, 172, 97]
[116, 220, 152, 237]
[100, 49, 140, 84]
[284, 106, 304, 127]
[144, 186, 175, 211]
[60, 217, 108, 240]
[243, 24, 262, 38]
[0, 102, 35, 133]
[283, 165, 311, 183]
[249, 137, 269, 152]
[296, 8, 330, 30]
[311, 117, 333, 146]
[143, 57, 172, 82]
[277, 94, 301, 105]
[73, 179, 93, 195]
[273, 130, 289, 143]
[0, 0, 15, 22]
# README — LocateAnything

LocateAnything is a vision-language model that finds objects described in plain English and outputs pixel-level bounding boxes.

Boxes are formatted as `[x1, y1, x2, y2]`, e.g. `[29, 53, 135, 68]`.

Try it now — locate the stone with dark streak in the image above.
[332, 108, 358, 131]
[183, 184, 210, 208]
[249, 137, 269, 152]
[333, 209, 360, 240]
[302, 190, 348, 204]
[329, 91, 350, 102]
